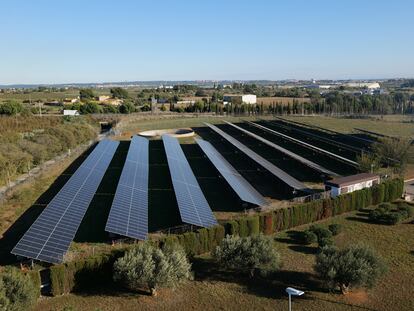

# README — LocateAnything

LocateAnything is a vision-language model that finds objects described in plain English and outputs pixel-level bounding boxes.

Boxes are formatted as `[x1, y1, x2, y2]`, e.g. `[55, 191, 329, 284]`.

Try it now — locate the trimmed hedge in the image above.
[25, 269, 41, 298]
[50, 250, 125, 296]
[48, 178, 403, 296]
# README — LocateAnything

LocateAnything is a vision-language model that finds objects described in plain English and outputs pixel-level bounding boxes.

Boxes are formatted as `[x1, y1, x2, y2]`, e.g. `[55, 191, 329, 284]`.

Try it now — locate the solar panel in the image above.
[204, 123, 309, 191]
[246, 121, 358, 166]
[162, 134, 217, 228]
[224, 121, 340, 177]
[105, 135, 149, 240]
[11, 139, 119, 264]
[195, 138, 267, 206]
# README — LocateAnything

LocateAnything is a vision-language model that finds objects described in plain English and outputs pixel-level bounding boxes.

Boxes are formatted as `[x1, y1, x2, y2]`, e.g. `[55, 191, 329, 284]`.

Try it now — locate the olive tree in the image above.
[0, 268, 38, 311]
[373, 137, 411, 175]
[213, 234, 280, 276]
[113, 243, 192, 296]
[314, 245, 387, 294]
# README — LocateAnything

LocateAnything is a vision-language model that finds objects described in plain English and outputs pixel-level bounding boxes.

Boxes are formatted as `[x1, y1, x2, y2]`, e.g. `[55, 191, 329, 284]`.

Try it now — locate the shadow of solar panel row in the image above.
[162, 134, 217, 228]
[11, 139, 119, 264]
[105, 136, 149, 240]
[204, 123, 308, 192]
[195, 138, 267, 206]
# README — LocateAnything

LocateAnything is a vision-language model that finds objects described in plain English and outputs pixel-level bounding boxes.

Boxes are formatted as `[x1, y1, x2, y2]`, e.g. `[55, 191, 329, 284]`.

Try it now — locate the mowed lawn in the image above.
[35, 209, 414, 311]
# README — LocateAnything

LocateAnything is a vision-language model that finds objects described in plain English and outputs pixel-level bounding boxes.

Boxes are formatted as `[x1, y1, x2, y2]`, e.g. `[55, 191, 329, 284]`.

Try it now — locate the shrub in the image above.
[213, 234, 280, 276]
[113, 243, 192, 296]
[369, 203, 412, 225]
[396, 202, 414, 218]
[314, 245, 387, 294]
[0, 100, 23, 115]
[318, 237, 334, 248]
[302, 230, 317, 245]
[309, 225, 333, 247]
[0, 267, 38, 311]
[328, 224, 342, 236]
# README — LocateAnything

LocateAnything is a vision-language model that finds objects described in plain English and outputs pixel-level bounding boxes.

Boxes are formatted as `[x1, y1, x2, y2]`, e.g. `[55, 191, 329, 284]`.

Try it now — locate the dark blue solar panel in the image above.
[11, 139, 119, 264]
[162, 134, 217, 228]
[105, 135, 149, 240]
[195, 138, 267, 206]
[204, 123, 308, 191]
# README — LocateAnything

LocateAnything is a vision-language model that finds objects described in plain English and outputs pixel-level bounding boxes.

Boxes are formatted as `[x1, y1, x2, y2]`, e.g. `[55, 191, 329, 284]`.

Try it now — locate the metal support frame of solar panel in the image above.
[105, 135, 149, 240]
[246, 121, 358, 167]
[224, 121, 340, 177]
[204, 122, 309, 192]
[195, 138, 267, 206]
[162, 134, 217, 228]
[11, 139, 119, 264]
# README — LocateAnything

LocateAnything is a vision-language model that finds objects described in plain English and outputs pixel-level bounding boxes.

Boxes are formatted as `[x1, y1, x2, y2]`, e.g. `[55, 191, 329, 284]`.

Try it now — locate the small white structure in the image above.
[325, 173, 380, 198]
[223, 94, 257, 105]
[63, 110, 80, 116]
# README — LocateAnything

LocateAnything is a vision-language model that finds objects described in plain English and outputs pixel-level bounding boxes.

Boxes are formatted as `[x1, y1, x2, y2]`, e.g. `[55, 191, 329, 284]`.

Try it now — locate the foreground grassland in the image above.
[34, 209, 414, 311]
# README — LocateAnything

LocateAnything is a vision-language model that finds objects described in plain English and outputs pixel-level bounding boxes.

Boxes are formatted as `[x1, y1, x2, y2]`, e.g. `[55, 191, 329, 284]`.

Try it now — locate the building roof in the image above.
[325, 173, 379, 187]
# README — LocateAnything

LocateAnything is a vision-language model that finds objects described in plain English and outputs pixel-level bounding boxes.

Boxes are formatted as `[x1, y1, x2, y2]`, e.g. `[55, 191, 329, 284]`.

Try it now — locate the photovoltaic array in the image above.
[195, 138, 267, 206]
[162, 134, 217, 228]
[105, 135, 149, 240]
[11, 139, 119, 264]
[224, 121, 339, 177]
[204, 123, 308, 191]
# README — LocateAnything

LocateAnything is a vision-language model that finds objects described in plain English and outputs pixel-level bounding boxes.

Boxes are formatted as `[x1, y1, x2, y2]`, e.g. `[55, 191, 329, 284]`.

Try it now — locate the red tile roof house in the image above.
[324, 173, 380, 198]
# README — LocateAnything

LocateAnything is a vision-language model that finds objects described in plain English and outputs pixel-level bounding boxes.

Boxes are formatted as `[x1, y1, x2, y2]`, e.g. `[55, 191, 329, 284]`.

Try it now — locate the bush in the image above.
[309, 225, 333, 248]
[0, 100, 23, 115]
[119, 101, 135, 114]
[113, 243, 192, 296]
[328, 224, 342, 236]
[80, 102, 101, 114]
[396, 202, 414, 218]
[213, 234, 280, 276]
[302, 230, 317, 245]
[315, 245, 387, 294]
[369, 202, 412, 225]
[0, 267, 38, 311]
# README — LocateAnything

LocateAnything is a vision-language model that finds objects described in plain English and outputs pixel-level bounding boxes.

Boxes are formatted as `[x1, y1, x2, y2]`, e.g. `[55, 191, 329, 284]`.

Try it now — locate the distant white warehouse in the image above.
[223, 94, 257, 105]
[344, 82, 380, 89]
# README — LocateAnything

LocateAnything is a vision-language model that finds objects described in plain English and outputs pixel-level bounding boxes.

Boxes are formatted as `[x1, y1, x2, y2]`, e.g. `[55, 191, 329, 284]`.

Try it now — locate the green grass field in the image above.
[34, 208, 414, 311]
[282, 115, 414, 138]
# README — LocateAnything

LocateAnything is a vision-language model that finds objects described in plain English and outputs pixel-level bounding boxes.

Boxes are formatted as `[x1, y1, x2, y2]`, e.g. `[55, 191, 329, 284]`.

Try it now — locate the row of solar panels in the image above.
[12, 130, 270, 264]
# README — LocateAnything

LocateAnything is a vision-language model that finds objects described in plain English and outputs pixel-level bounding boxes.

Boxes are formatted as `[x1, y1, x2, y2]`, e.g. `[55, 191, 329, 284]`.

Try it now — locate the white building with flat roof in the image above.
[223, 94, 257, 105]
[325, 173, 380, 198]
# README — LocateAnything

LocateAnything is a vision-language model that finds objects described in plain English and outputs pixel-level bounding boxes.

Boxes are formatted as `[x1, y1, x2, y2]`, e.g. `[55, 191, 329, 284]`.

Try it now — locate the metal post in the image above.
[288, 294, 291, 311]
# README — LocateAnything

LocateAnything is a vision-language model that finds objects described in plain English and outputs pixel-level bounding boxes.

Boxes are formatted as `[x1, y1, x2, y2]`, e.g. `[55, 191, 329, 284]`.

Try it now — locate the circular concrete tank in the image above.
[138, 128, 195, 138]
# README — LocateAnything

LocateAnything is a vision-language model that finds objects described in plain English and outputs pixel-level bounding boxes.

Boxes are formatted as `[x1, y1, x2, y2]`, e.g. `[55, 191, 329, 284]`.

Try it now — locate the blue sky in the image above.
[1, 0, 413, 84]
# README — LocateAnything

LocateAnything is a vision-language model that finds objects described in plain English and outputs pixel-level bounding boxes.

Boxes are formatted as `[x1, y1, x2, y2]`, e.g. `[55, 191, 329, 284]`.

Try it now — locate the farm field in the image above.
[34, 208, 414, 311]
